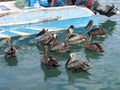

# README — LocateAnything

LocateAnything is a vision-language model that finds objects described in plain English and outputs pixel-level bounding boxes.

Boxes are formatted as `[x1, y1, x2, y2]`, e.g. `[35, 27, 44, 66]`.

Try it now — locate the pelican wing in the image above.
[51, 43, 64, 51]
[67, 34, 86, 41]
[67, 60, 90, 72]
[88, 28, 106, 36]
[41, 56, 60, 67]
[93, 43, 104, 52]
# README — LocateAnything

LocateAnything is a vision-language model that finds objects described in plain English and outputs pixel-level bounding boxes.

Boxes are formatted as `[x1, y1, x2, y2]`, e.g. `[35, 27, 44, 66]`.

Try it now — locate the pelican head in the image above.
[68, 25, 75, 34]
[52, 33, 57, 39]
[65, 25, 75, 37]
[70, 53, 75, 59]
[69, 25, 75, 29]
[46, 33, 58, 46]
[69, 53, 75, 62]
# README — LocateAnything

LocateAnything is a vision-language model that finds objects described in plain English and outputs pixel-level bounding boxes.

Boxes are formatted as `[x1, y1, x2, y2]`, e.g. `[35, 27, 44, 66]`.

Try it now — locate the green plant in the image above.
[15, 0, 28, 9]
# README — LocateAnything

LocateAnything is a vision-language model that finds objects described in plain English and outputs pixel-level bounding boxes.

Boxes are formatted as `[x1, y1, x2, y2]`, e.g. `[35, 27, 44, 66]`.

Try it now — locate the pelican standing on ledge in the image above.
[65, 53, 91, 72]
[84, 34, 104, 52]
[41, 46, 60, 68]
[4, 38, 16, 58]
[85, 20, 106, 37]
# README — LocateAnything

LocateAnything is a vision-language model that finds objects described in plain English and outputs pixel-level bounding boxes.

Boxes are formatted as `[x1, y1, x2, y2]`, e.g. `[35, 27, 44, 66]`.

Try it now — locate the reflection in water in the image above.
[100, 20, 117, 35]
[41, 64, 61, 81]
[84, 48, 104, 61]
[34, 43, 43, 51]
[5, 56, 18, 66]
[69, 42, 85, 52]
[66, 69, 91, 84]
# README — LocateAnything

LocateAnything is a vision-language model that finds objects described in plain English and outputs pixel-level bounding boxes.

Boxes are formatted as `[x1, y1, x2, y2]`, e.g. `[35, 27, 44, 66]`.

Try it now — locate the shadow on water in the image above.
[5, 56, 18, 66]
[84, 49, 104, 61]
[35, 42, 70, 60]
[100, 20, 117, 35]
[66, 69, 91, 84]
[41, 64, 61, 81]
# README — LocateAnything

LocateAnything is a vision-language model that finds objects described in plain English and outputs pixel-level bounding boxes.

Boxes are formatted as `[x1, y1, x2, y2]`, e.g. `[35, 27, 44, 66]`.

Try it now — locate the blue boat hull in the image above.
[0, 6, 98, 38]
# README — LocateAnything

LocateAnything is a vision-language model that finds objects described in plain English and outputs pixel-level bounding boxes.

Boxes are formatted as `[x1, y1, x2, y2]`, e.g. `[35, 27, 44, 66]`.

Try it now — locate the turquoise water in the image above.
[0, 1, 120, 90]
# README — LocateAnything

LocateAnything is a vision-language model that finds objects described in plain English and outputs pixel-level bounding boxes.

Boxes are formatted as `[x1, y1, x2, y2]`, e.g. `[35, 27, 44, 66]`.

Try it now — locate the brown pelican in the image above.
[36, 29, 57, 45]
[41, 46, 60, 68]
[50, 34, 70, 53]
[85, 20, 106, 37]
[65, 25, 86, 45]
[65, 53, 91, 72]
[4, 38, 16, 58]
[84, 34, 104, 52]
[66, 33, 87, 45]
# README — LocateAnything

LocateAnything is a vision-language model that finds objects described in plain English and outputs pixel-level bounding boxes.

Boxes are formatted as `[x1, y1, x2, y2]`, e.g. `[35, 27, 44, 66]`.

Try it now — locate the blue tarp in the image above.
[26, 0, 63, 7]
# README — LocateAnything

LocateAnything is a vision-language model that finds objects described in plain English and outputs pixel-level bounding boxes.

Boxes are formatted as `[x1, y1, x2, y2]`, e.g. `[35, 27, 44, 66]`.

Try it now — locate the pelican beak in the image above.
[85, 20, 93, 30]
[36, 29, 48, 37]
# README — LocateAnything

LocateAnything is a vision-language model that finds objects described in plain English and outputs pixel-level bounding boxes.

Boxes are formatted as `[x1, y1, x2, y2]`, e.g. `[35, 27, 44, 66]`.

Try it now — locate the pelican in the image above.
[84, 34, 104, 52]
[41, 46, 60, 68]
[50, 34, 70, 53]
[65, 25, 86, 45]
[64, 25, 75, 37]
[66, 33, 87, 45]
[36, 29, 57, 45]
[4, 38, 16, 58]
[65, 53, 91, 72]
[85, 20, 106, 37]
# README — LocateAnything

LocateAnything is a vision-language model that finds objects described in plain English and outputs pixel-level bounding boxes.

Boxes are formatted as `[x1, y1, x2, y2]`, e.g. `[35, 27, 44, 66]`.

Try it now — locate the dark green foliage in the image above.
[15, 0, 28, 9]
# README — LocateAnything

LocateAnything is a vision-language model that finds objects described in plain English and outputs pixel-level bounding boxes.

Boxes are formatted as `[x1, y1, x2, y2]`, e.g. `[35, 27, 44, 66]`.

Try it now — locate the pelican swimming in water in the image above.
[66, 33, 87, 45]
[64, 25, 75, 37]
[65, 25, 86, 45]
[65, 53, 91, 72]
[50, 34, 70, 53]
[84, 34, 104, 52]
[85, 20, 106, 37]
[41, 46, 60, 68]
[36, 29, 57, 45]
[4, 38, 16, 58]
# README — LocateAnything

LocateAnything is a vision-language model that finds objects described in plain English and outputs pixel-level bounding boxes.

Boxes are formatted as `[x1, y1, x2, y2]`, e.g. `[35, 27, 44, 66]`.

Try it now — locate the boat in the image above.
[0, 1, 98, 38]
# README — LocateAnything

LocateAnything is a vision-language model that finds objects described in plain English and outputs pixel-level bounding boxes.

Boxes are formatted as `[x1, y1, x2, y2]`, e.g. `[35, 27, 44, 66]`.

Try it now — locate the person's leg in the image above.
[48, 0, 58, 7]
